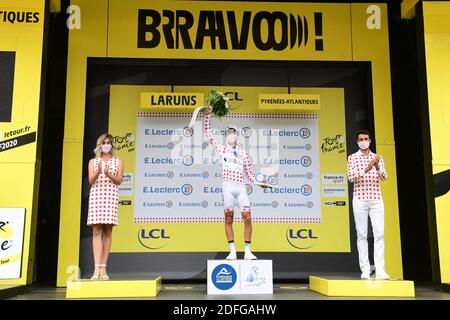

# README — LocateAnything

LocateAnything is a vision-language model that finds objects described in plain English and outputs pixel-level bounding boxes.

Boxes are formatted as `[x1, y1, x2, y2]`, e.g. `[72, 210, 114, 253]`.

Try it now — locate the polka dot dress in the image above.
[87, 157, 120, 226]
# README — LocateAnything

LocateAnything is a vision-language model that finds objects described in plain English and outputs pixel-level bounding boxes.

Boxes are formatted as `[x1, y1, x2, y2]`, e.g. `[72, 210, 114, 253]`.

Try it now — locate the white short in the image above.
[222, 180, 251, 213]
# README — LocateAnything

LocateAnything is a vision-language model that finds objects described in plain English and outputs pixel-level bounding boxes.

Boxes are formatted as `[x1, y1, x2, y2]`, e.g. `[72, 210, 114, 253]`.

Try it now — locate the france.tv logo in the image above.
[181, 184, 193, 195]
[212, 264, 237, 290]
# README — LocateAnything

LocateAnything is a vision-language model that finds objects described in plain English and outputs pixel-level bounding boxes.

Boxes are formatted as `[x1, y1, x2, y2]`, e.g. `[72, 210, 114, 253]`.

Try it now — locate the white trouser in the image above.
[222, 181, 251, 212]
[352, 198, 385, 273]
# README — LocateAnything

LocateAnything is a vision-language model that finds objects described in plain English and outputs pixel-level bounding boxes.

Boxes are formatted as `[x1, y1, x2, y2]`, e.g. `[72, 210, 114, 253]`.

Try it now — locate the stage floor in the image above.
[5, 283, 450, 300]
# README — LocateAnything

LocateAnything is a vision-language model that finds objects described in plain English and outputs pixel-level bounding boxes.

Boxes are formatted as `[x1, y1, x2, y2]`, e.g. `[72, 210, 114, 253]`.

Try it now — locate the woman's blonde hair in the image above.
[93, 133, 115, 158]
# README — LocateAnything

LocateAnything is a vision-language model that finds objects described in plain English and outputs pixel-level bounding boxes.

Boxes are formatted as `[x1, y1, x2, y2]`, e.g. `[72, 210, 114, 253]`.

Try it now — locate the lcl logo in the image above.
[223, 92, 243, 102]
[286, 228, 318, 250]
[138, 228, 171, 250]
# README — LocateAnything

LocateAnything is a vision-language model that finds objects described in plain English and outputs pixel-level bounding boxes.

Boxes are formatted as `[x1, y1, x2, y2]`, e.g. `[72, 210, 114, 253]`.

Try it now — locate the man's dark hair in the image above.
[356, 129, 371, 140]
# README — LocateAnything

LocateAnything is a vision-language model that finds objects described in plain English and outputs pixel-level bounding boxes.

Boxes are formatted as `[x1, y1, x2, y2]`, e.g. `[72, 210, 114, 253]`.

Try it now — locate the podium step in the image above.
[0, 285, 25, 299]
[309, 276, 415, 297]
[66, 277, 162, 299]
[443, 283, 450, 293]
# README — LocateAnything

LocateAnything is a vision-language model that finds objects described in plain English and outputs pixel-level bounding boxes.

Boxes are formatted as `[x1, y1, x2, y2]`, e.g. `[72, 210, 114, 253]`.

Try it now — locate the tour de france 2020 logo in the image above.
[113, 132, 135, 152]
[211, 264, 237, 290]
[320, 134, 345, 154]
[0, 219, 16, 266]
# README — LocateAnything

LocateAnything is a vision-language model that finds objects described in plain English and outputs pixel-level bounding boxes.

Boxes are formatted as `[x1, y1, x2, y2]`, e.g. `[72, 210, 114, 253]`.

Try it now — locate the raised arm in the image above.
[204, 111, 225, 153]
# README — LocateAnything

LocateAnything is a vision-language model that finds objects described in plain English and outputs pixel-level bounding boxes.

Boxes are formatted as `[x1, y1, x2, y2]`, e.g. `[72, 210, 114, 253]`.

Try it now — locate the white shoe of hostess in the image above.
[244, 250, 257, 260]
[226, 250, 237, 260]
[375, 269, 390, 280]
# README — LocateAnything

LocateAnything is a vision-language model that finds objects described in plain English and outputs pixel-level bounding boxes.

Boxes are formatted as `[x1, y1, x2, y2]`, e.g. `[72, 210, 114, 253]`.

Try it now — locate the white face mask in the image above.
[357, 140, 370, 150]
[226, 134, 238, 145]
[101, 144, 112, 153]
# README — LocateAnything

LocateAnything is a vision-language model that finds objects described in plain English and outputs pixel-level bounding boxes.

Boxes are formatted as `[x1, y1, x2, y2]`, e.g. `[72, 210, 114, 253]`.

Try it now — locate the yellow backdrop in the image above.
[109, 85, 349, 252]
[0, 0, 46, 285]
[422, 1, 450, 284]
[57, 0, 403, 286]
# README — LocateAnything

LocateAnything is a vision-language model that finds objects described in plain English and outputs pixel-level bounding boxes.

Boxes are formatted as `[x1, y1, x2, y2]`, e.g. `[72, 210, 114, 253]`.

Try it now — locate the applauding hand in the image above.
[103, 163, 110, 176]
[373, 154, 381, 170]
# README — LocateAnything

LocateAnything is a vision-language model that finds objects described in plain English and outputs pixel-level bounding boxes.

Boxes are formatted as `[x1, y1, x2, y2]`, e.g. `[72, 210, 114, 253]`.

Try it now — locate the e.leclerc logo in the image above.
[181, 184, 193, 195]
[299, 128, 311, 138]
[300, 156, 312, 167]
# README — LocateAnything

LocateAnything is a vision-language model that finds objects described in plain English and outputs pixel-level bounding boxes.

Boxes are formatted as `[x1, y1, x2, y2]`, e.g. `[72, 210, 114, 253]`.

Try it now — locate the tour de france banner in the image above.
[134, 112, 320, 223]
[107, 85, 350, 252]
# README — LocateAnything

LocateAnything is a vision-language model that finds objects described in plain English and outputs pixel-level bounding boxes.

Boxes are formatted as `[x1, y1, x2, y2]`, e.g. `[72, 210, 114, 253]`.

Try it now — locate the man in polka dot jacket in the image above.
[204, 110, 268, 260]
[347, 129, 390, 280]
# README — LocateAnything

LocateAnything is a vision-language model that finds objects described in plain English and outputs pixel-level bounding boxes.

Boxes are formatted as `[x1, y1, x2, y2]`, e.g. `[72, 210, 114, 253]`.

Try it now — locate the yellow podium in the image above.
[66, 277, 162, 299]
[309, 276, 415, 297]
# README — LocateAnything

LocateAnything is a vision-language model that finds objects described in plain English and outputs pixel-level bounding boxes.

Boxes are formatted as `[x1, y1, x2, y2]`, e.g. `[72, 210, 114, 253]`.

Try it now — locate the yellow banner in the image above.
[140, 92, 205, 109]
[0, 0, 45, 286]
[259, 94, 320, 110]
[109, 85, 349, 252]
[423, 1, 450, 284]
[0, 8, 43, 27]
[108, 0, 352, 61]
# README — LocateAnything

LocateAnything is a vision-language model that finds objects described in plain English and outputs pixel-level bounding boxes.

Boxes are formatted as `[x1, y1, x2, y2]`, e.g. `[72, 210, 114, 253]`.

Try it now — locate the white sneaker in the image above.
[244, 251, 257, 260]
[226, 250, 237, 260]
[361, 270, 371, 279]
[375, 269, 390, 280]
